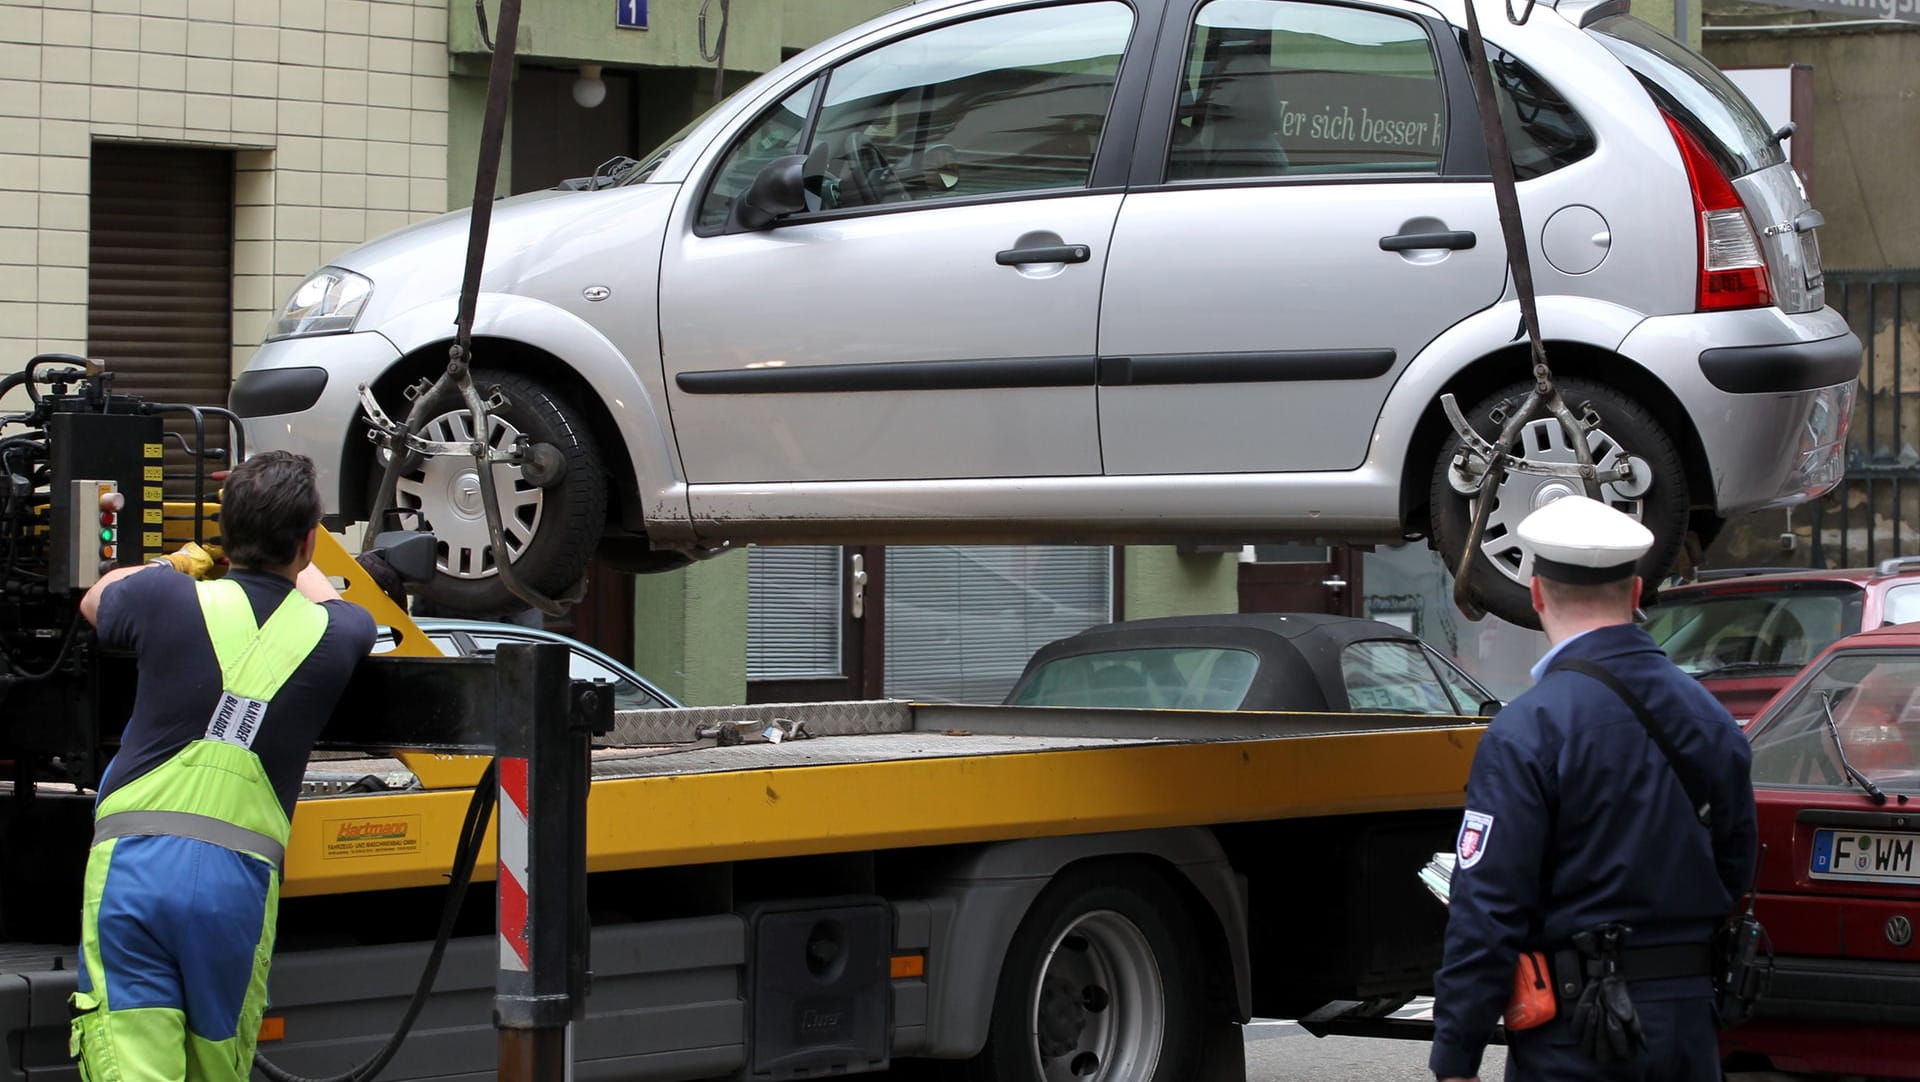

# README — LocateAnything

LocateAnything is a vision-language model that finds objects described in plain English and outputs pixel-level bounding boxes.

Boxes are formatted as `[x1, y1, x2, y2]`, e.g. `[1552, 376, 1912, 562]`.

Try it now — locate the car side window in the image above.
[1424, 644, 1495, 714]
[698, 78, 821, 230]
[1884, 584, 1920, 627]
[1488, 46, 1595, 180]
[1169, 0, 1446, 182]
[706, 2, 1134, 227]
[1341, 640, 1455, 714]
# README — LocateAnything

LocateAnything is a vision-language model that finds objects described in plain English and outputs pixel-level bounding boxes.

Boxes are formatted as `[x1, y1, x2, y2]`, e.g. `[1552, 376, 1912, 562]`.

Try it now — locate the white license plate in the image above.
[1811, 829, 1920, 884]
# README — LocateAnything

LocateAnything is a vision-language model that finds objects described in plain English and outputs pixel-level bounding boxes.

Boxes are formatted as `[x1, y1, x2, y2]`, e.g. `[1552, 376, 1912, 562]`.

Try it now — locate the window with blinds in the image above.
[746, 546, 844, 679]
[884, 546, 1112, 703]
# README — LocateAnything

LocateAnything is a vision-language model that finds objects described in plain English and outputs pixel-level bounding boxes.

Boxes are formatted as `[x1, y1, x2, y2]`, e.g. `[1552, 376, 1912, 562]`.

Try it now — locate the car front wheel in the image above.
[1428, 377, 1689, 629]
[377, 369, 607, 616]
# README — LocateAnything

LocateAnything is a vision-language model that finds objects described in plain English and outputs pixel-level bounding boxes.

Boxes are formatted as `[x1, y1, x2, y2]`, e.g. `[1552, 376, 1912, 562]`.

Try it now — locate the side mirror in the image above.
[1477, 698, 1503, 717]
[726, 154, 809, 232]
[368, 530, 439, 585]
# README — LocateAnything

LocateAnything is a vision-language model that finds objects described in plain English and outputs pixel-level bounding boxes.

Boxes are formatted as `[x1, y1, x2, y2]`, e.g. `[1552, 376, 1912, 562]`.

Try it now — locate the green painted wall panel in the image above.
[1121, 546, 1240, 620]
[631, 550, 749, 706]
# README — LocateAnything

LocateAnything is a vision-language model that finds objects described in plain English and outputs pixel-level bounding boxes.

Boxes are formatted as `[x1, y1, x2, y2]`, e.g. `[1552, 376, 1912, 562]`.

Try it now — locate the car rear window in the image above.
[1647, 583, 1863, 678]
[1750, 651, 1920, 793]
[1008, 646, 1260, 710]
[1587, 14, 1784, 178]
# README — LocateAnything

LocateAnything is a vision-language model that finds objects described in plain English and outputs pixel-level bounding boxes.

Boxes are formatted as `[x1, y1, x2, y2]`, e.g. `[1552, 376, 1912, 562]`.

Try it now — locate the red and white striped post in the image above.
[493, 641, 594, 1082]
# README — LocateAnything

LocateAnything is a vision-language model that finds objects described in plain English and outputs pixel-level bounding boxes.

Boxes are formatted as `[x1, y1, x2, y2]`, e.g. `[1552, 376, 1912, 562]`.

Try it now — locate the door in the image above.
[747, 546, 884, 702]
[1238, 544, 1363, 615]
[1098, 0, 1505, 475]
[659, 1, 1143, 484]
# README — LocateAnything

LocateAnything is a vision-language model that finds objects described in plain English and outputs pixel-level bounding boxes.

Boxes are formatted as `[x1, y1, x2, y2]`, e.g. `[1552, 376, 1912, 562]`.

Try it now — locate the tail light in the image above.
[1662, 113, 1771, 311]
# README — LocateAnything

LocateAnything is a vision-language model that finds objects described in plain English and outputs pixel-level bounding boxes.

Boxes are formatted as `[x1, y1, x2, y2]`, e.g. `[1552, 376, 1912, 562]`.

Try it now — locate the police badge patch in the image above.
[1457, 809, 1494, 869]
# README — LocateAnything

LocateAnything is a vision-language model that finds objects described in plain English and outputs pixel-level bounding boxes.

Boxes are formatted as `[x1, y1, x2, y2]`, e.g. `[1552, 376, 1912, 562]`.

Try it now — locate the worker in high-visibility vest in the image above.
[72, 451, 376, 1081]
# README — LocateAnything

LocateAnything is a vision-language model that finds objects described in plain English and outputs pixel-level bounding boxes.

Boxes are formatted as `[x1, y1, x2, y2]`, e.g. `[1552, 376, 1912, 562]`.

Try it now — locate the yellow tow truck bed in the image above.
[285, 701, 1483, 897]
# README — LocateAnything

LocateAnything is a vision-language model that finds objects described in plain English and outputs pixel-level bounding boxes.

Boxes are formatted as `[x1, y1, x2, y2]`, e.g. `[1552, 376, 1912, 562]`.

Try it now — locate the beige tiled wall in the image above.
[0, 0, 448, 382]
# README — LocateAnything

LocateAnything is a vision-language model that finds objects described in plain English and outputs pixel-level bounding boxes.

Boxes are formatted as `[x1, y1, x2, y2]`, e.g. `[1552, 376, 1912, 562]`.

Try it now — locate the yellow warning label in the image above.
[143, 531, 162, 547]
[143, 508, 162, 524]
[144, 487, 162, 502]
[143, 443, 163, 458]
[143, 466, 162, 481]
[322, 815, 422, 860]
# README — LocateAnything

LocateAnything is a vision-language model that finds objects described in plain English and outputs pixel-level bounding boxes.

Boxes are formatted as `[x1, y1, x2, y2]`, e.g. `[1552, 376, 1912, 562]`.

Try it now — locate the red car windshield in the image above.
[1646, 584, 1862, 678]
[1749, 651, 1920, 794]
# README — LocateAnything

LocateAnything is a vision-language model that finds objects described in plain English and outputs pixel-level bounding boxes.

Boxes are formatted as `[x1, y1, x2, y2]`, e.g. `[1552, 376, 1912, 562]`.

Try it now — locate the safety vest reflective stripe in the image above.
[91, 809, 285, 870]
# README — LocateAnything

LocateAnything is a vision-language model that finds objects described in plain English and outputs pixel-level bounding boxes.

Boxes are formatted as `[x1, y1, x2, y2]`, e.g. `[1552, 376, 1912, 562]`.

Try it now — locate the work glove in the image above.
[150, 541, 226, 579]
[1568, 927, 1646, 1065]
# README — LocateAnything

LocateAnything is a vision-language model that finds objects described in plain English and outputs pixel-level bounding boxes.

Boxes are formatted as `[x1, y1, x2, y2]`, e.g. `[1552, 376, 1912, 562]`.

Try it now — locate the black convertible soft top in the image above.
[1006, 613, 1446, 712]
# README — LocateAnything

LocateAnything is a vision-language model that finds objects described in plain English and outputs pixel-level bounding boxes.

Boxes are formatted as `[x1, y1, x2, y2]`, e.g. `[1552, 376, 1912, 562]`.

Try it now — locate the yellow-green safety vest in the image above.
[91, 577, 330, 870]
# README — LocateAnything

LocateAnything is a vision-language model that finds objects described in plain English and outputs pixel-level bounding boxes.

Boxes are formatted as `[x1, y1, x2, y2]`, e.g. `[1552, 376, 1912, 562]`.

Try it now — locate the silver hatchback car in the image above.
[232, 0, 1859, 626]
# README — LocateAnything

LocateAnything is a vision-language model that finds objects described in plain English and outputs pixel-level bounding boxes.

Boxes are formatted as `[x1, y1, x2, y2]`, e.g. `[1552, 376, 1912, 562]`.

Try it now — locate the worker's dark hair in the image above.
[221, 451, 324, 569]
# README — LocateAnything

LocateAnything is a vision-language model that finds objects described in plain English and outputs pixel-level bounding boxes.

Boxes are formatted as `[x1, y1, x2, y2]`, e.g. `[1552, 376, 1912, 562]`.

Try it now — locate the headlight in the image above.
[268, 267, 372, 341]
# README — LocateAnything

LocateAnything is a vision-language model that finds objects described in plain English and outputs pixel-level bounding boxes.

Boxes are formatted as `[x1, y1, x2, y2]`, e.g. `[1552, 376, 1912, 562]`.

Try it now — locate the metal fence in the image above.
[1806, 268, 1920, 569]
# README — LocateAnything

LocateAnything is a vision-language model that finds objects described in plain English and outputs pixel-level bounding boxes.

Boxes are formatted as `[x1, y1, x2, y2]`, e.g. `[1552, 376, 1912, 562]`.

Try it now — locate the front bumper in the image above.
[1619, 306, 1861, 516]
[230, 331, 403, 515]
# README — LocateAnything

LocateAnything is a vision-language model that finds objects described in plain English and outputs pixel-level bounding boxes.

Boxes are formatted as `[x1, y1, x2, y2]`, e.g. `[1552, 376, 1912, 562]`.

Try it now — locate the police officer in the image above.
[1430, 495, 1757, 1082]
[72, 451, 375, 1081]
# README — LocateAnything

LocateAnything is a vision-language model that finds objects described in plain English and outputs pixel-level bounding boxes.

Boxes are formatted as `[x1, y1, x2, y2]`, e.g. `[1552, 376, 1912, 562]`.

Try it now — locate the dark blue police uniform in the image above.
[1429, 622, 1757, 1080]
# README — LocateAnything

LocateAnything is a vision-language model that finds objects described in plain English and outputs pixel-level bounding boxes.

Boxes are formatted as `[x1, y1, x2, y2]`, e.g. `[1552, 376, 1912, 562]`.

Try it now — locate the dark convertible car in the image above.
[1005, 613, 1499, 716]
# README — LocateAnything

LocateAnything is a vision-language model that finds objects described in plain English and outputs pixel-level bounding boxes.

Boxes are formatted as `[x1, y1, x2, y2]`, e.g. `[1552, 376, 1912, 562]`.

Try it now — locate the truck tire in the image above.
[1429, 377, 1688, 630]
[964, 865, 1208, 1082]
[381, 370, 607, 616]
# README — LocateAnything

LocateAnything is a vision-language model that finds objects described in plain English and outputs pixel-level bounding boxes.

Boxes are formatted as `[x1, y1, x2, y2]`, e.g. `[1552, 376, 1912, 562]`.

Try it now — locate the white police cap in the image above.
[1517, 495, 1653, 584]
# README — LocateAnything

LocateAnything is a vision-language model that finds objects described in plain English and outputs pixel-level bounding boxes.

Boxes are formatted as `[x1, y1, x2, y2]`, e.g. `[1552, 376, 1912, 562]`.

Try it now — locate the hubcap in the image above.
[1027, 911, 1165, 1082]
[391, 408, 545, 580]
[1473, 417, 1646, 587]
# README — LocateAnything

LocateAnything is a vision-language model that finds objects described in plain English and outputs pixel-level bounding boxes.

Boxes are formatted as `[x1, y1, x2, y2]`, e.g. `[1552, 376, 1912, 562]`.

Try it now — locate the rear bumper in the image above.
[1757, 954, 1920, 1024]
[1699, 334, 1862, 394]
[1619, 306, 1860, 516]
[1719, 956, 1920, 1078]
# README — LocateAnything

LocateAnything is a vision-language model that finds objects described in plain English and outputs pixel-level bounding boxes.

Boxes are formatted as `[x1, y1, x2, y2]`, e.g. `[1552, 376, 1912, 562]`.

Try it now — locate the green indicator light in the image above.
[100, 528, 114, 542]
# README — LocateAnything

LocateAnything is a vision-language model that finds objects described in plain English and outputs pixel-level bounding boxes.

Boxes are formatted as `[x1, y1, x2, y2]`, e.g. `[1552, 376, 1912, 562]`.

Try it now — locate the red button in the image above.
[100, 512, 116, 526]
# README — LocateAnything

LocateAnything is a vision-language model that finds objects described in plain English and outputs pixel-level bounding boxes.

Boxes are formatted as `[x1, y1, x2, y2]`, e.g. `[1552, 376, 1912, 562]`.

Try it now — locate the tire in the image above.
[377, 369, 607, 616]
[1429, 377, 1688, 630]
[963, 865, 1209, 1082]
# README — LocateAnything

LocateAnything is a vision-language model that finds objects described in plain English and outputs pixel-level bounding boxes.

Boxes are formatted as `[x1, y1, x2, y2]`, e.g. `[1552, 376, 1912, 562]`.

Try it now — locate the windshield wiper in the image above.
[1818, 689, 1888, 805]
[1690, 660, 1802, 679]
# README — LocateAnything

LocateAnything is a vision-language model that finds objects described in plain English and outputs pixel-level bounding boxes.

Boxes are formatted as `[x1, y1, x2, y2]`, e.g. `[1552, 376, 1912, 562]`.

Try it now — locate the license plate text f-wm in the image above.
[1811, 829, 1920, 885]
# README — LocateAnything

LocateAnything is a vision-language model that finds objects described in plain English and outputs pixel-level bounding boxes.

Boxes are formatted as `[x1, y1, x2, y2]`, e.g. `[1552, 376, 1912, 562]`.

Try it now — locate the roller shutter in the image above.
[86, 144, 236, 498]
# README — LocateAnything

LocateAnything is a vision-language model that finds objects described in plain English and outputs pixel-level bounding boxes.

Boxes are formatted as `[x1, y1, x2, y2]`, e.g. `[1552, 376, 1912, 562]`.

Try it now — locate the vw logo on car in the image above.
[1890, 915, 1915, 949]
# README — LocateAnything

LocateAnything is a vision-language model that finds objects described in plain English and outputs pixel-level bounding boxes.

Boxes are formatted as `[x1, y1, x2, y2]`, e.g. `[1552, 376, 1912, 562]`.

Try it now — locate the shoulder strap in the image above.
[1551, 657, 1713, 825]
[194, 578, 330, 701]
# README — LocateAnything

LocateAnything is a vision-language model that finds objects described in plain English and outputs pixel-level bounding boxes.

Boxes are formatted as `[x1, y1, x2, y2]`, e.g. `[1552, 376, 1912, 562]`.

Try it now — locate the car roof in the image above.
[1012, 613, 1455, 712]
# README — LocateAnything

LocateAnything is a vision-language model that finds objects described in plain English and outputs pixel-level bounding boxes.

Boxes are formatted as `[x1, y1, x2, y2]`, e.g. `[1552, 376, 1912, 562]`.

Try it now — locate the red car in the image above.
[1646, 560, 1920, 723]
[1720, 625, 1920, 1079]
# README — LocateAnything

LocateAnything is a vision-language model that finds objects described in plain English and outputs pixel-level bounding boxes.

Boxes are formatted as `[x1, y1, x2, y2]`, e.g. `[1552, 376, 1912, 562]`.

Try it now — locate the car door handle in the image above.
[995, 244, 1091, 266]
[1378, 230, 1477, 252]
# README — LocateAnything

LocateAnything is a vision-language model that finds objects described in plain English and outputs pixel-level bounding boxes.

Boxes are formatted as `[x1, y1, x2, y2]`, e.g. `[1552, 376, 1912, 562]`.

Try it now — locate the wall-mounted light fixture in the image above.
[573, 63, 607, 109]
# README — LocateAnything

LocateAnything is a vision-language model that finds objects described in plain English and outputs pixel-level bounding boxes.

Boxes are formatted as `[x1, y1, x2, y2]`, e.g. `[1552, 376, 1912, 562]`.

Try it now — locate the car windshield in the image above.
[466, 633, 666, 711]
[1750, 651, 1920, 793]
[618, 103, 723, 185]
[1008, 646, 1261, 710]
[1587, 14, 1785, 177]
[1645, 584, 1862, 677]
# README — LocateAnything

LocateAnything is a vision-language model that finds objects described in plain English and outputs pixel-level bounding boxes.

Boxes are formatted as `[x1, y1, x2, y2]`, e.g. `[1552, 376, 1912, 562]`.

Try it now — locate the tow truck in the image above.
[0, 354, 1485, 1081]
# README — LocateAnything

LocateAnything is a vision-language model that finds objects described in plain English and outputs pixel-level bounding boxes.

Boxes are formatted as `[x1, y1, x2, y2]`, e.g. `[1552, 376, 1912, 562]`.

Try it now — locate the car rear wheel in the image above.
[377, 369, 606, 616]
[1429, 378, 1688, 630]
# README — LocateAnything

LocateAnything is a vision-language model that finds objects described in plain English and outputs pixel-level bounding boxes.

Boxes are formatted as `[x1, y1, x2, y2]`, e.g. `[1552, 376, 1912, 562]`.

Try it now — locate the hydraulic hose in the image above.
[252, 761, 498, 1082]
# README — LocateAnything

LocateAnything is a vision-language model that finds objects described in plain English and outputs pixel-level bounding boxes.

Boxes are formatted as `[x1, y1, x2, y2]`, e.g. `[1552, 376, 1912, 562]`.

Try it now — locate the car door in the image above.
[659, 1, 1149, 485]
[1098, 0, 1506, 475]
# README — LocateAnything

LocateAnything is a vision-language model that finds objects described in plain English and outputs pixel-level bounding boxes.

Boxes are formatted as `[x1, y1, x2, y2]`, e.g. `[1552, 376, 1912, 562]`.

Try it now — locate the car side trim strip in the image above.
[1698, 334, 1862, 393]
[1097, 349, 1396, 386]
[675, 357, 1099, 395]
[676, 349, 1397, 394]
